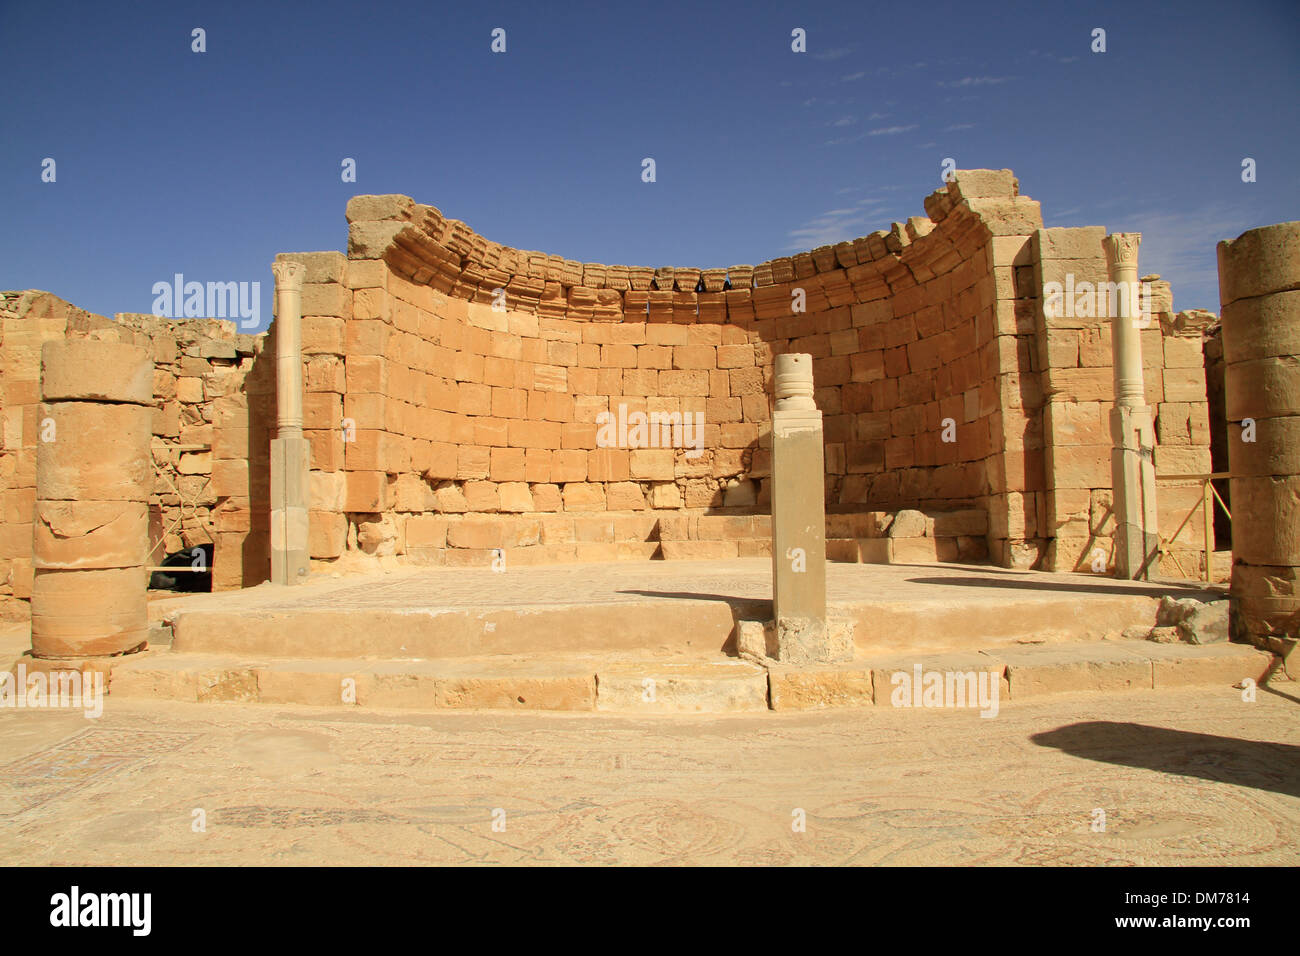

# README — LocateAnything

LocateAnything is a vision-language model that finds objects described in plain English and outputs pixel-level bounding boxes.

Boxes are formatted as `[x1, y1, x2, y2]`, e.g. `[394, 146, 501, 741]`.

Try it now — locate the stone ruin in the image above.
[0, 169, 1250, 629]
[1216, 222, 1300, 654]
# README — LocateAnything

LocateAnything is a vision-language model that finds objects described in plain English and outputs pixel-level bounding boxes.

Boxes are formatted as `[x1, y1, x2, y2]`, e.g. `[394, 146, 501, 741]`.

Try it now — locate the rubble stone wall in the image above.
[114, 313, 271, 591]
[0, 293, 269, 612]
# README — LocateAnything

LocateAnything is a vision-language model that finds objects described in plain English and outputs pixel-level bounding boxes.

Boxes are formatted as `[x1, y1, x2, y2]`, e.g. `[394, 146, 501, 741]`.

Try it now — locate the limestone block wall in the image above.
[1032, 232, 1215, 574]
[293, 171, 1049, 569]
[278, 251, 355, 565]
[328, 236, 770, 566]
[1153, 307, 1217, 577]
[915, 174, 1044, 568]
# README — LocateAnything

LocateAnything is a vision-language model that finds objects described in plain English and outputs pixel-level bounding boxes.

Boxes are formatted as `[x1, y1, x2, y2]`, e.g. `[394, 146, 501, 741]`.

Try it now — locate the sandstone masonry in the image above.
[0, 170, 1223, 604]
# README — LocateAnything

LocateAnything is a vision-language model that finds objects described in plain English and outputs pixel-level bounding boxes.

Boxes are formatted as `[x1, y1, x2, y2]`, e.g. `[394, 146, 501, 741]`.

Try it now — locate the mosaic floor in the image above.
[1, 683, 1295, 865]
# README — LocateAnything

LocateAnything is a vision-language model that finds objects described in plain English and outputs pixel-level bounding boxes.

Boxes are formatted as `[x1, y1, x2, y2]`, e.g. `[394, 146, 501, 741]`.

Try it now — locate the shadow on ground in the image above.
[1030, 722, 1300, 799]
[616, 589, 770, 615]
[907, 571, 1221, 600]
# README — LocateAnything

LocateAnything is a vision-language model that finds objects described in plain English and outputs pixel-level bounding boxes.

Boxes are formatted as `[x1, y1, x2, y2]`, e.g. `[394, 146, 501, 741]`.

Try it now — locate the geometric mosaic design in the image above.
[0, 729, 199, 816]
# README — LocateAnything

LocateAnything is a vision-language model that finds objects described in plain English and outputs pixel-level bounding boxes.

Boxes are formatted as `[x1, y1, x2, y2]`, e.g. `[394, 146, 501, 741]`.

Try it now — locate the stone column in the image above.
[1219, 221, 1300, 652]
[270, 258, 310, 585]
[1102, 233, 1159, 579]
[770, 354, 846, 662]
[31, 340, 152, 658]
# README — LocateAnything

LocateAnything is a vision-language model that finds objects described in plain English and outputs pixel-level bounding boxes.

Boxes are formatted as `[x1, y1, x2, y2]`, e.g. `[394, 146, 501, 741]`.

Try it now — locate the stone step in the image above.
[100, 651, 769, 713]
[595, 661, 768, 712]
[63, 639, 1274, 715]
[153, 560, 1216, 658]
[167, 596, 746, 659]
[772, 641, 1273, 710]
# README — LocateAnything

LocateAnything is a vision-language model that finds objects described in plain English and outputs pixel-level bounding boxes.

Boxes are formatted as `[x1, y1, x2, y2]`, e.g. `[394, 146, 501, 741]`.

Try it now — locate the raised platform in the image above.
[151, 558, 1222, 659]
[2, 559, 1273, 714]
[97, 638, 1274, 713]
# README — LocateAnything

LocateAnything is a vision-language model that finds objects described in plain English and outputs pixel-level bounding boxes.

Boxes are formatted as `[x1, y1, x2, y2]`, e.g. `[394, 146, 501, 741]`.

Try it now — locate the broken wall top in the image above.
[342, 169, 1045, 313]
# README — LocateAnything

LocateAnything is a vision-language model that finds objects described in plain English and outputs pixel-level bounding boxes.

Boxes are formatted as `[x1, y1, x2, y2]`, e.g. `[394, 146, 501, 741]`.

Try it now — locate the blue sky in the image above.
[2, 0, 1296, 327]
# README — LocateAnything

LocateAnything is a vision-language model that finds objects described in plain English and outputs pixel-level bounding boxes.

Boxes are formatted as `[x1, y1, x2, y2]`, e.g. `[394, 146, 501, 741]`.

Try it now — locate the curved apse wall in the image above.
[248, 168, 1212, 580]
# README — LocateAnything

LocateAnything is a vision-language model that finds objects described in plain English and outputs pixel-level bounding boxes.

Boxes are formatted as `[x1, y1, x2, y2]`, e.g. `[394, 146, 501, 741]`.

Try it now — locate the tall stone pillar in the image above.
[770, 354, 846, 662]
[31, 340, 152, 658]
[1102, 233, 1159, 579]
[270, 258, 310, 585]
[1218, 221, 1300, 652]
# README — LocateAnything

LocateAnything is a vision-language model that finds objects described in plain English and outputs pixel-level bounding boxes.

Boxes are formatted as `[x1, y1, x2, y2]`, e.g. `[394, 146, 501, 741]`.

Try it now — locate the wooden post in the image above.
[1203, 479, 1214, 582]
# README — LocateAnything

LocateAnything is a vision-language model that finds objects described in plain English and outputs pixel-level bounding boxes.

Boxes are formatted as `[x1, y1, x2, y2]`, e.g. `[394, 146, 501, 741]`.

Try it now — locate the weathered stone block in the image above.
[30, 566, 149, 658]
[41, 341, 152, 404]
[33, 500, 148, 569]
[36, 403, 153, 502]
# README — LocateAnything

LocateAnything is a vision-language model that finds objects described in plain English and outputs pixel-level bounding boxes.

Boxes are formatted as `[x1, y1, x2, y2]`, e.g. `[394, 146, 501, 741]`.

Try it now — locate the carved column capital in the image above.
[271, 260, 306, 293]
[1102, 233, 1142, 270]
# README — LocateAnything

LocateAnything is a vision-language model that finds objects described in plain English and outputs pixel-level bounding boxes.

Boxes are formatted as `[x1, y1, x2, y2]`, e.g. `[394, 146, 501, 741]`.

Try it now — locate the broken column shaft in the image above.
[31, 340, 152, 658]
[1219, 220, 1300, 651]
[770, 353, 846, 663]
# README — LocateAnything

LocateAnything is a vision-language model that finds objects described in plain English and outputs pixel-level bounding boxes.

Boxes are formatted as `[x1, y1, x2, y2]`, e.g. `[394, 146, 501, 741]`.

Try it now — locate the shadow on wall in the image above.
[236, 325, 276, 587]
[1203, 325, 1232, 550]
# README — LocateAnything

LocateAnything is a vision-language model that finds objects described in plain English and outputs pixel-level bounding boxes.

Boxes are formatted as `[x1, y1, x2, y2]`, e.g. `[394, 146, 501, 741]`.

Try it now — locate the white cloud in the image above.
[1027, 50, 1079, 65]
[868, 124, 918, 136]
[938, 76, 1012, 88]
[1105, 203, 1258, 311]
[785, 206, 877, 249]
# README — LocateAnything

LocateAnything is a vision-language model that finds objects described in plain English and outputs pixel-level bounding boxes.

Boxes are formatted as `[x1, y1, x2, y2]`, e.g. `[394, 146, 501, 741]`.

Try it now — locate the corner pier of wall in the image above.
[253, 169, 1216, 587]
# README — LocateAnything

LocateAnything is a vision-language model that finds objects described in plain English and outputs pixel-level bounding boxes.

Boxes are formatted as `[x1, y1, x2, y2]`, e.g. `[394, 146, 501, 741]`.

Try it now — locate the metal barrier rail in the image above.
[1143, 471, 1231, 582]
[147, 441, 212, 571]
